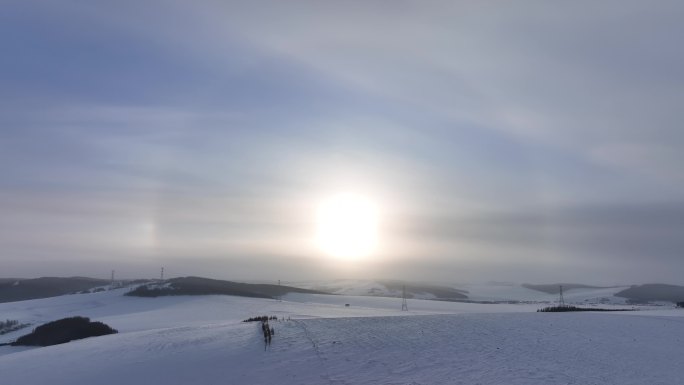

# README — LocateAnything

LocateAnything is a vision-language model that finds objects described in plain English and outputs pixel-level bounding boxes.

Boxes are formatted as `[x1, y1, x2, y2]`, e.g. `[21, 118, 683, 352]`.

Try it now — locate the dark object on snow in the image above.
[345, 303, 350, 307]
[11, 316, 117, 346]
[677, 301, 684, 308]
[537, 305, 635, 312]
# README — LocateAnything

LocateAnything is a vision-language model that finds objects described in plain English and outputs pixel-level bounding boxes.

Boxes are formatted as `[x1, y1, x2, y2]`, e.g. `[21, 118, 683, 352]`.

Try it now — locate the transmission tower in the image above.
[401, 285, 409, 311]
[558, 285, 566, 307]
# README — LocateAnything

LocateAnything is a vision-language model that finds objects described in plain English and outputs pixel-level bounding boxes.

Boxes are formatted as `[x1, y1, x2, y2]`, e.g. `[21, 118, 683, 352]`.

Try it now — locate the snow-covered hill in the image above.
[1, 289, 682, 384]
[293, 279, 467, 300]
[292, 279, 631, 304]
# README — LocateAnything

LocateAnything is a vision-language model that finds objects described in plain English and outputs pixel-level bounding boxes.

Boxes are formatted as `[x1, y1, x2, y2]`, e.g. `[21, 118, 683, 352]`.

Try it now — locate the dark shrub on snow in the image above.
[537, 305, 635, 312]
[11, 316, 117, 346]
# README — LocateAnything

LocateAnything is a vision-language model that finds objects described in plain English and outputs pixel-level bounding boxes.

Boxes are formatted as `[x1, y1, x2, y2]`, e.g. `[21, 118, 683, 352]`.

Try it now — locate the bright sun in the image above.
[316, 193, 379, 259]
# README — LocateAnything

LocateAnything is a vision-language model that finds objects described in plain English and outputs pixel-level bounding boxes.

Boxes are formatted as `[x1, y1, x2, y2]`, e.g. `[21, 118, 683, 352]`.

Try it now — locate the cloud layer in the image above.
[2, 1, 684, 284]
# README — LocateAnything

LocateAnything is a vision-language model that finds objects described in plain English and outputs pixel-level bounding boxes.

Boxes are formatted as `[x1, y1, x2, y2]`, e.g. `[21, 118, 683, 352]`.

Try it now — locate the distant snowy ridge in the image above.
[295, 279, 468, 301]
[522, 283, 617, 294]
[0, 277, 111, 303]
[6, 276, 682, 306]
[126, 276, 328, 299]
[615, 284, 684, 303]
[293, 279, 636, 305]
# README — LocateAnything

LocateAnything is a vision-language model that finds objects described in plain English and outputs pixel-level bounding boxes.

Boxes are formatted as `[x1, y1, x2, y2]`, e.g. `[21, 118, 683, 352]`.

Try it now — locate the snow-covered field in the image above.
[1, 289, 683, 384]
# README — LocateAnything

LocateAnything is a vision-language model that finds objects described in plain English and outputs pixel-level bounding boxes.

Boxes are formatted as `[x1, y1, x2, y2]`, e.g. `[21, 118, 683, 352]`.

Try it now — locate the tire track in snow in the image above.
[283, 313, 684, 385]
[292, 319, 345, 385]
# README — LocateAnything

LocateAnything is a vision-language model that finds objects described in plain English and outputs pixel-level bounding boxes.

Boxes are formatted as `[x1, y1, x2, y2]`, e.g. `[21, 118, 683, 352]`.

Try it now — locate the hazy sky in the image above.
[2, 1, 684, 284]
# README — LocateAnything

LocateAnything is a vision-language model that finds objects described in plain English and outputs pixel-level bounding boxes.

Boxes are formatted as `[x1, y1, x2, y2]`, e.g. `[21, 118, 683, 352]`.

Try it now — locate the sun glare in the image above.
[316, 193, 379, 260]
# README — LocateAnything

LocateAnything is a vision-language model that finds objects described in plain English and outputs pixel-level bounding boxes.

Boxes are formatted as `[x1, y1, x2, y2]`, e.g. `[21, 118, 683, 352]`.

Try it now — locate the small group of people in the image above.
[262, 318, 275, 348]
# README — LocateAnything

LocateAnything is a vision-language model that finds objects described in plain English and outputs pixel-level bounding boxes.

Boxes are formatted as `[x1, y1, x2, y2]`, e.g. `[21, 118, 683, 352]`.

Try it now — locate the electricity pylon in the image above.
[401, 285, 409, 311]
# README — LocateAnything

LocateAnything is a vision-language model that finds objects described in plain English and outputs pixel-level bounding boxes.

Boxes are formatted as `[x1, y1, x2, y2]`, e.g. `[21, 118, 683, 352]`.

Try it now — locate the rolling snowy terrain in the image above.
[293, 279, 632, 304]
[1, 287, 683, 384]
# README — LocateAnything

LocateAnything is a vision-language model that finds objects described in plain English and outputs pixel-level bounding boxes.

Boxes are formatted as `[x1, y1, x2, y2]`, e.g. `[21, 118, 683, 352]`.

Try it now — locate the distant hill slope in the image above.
[615, 284, 684, 303]
[0, 279, 23, 284]
[297, 279, 469, 301]
[378, 280, 468, 300]
[522, 283, 609, 294]
[0, 277, 109, 303]
[125, 276, 329, 299]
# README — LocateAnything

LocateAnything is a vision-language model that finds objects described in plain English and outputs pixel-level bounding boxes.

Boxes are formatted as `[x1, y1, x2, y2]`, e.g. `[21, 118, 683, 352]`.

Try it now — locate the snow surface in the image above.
[1, 288, 683, 384]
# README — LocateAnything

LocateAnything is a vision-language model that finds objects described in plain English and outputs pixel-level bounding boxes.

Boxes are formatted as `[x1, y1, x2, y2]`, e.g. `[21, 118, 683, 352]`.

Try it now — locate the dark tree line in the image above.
[0, 319, 19, 330]
[0, 319, 29, 335]
[537, 305, 635, 312]
[11, 316, 117, 346]
[677, 302, 684, 308]
[243, 315, 278, 323]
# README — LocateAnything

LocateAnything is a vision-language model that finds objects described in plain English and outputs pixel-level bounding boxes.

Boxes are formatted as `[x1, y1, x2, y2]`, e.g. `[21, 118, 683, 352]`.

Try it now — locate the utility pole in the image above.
[110, 270, 115, 288]
[278, 280, 282, 302]
[401, 285, 409, 311]
[160, 267, 164, 281]
[559, 285, 565, 307]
